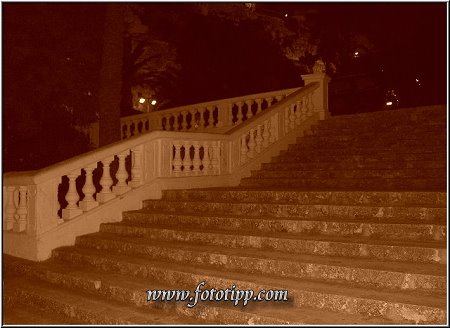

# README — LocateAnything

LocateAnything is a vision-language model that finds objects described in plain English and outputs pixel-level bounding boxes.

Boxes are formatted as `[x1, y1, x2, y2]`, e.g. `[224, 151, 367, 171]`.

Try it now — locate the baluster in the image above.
[236, 102, 244, 124]
[122, 124, 128, 139]
[62, 170, 82, 220]
[172, 114, 178, 130]
[142, 118, 150, 132]
[14, 186, 28, 231]
[130, 147, 143, 187]
[284, 107, 290, 133]
[113, 151, 131, 195]
[255, 125, 263, 153]
[255, 98, 262, 114]
[192, 141, 201, 175]
[306, 93, 313, 117]
[266, 97, 274, 109]
[295, 100, 302, 125]
[289, 103, 296, 130]
[134, 120, 141, 134]
[275, 95, 283, 103]
[4, 186, 15, 230]
[240, 134, 248, 164]
[181, 111, 188, 130]
[207, 106, 215, 128]
[248, 129, 256, 158]
[262, 120, 270, 148]
[227, 103, 234, 126]
[202, 141, 211, 174]
[245, 100, 253, 120]
[79, 164, 99, 211]
[211, 142, 220, 174]
[172, 141, 183, 174]
[127, 123, 132, 138]
[182, 142, 192, 174]
[142, 119, 149, 132]
[301, 97, 307, 121]
[198, 108, 206, 128]
[97, 157, 116, 203]
[173, 113, 180, 131]
[188, 110, 195, 129]
[179, 112, 186, 130]
[269, 116, 277, 143]
[164, 115, 171, 131]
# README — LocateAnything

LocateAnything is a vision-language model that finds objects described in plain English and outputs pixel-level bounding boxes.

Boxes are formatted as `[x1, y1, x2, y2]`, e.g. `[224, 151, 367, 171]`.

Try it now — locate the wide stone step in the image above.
[316, 118, 446, 132]
[161, 189, 447, 207]
[292, 136, 446, 150]
[309, 122, 446, 137]
[4, 256, 411, 325]
[319, 106, 446, 127]
[282, 145, 445, 156]
[121, 211, 446, 242]
[4, 266, 296, 325]
[4, 275, 197, 325]
[3, 287, 86, 325]
[261, 160, 446, 171]
[299, 129, 445, 141]
[87, 225, 446, 264]
[55, 235, 446, 294]
[273, 151, 445, 163]
[251, 168, 445, 180]
[29, 250, 447, 324]
[240, 176, 445, 191]
[142, 199, 446, 222]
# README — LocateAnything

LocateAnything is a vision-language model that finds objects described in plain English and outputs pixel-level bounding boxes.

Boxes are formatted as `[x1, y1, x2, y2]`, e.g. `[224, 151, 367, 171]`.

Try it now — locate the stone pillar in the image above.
[301, 60, 331, 120]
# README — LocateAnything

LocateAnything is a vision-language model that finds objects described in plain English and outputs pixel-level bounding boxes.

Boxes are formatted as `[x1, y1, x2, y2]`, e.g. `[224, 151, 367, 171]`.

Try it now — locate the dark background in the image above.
[2, 3, 447, 171]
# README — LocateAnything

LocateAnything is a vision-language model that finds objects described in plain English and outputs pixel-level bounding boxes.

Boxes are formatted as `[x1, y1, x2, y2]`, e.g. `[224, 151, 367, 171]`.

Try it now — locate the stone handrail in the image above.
[3, 72, 329, 261]
[86, 87, 301, 147]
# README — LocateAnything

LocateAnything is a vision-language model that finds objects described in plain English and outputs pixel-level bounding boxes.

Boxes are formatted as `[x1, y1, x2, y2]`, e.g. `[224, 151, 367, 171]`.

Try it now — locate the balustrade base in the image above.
[79, 200, 99, 211]
[4, 221, 13, 231]
[112, 185, 131, 195]
[129, 181, 142, 188]
[97, 193, 116, 203]
[13, 221, 26, 232]
[62, 208, 83, 221]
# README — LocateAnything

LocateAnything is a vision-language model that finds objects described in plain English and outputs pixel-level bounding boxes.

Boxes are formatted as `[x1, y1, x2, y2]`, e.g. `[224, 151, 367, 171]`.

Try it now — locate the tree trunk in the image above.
[98, 4, 124, 146]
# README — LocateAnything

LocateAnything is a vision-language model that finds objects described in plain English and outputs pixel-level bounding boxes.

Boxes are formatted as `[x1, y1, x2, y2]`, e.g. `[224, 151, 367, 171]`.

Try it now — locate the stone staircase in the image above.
[4, 105, 447, 325]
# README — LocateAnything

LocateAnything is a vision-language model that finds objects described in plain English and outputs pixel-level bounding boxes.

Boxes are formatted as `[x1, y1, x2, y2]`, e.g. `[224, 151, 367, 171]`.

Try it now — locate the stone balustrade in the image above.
[132, 87, 299, 134]
[86, 87, 301, 147]
[3, 71, 329, 261]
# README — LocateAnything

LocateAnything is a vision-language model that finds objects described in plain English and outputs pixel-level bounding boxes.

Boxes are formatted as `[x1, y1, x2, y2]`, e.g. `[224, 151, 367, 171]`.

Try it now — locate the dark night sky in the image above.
[264, 2, 447, 73]
[3, 2, 448, 106]
[270, 2, 448, 107]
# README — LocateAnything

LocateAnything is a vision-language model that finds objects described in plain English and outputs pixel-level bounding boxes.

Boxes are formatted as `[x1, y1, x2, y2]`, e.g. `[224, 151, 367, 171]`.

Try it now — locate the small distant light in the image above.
[151, 100, 157, 106]
[284, 13, 288, 17]
[139, 98, 146, 104]
[245, 3, 255, 11]
[415, 78, 419, 82]
[87, 91, 92, 96]
[353, 51, 359, 58]
[386, 101, 393, 106]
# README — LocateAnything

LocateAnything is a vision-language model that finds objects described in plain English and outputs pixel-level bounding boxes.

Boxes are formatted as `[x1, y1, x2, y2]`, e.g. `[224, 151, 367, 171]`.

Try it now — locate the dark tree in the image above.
[3, 4, 103, 171]
[98, 4, 125, 146]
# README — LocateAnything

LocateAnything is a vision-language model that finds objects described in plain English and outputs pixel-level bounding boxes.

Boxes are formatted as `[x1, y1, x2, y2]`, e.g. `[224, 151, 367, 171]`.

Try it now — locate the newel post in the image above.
[301, 59, 331, 120]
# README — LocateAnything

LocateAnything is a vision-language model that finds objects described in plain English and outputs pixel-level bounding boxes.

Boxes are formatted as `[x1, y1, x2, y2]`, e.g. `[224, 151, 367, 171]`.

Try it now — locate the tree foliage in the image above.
[3, 4, 104, 171]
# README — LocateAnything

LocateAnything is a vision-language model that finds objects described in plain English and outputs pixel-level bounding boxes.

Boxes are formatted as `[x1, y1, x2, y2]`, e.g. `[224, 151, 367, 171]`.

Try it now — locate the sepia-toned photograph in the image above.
[2, 1, 447, 325]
